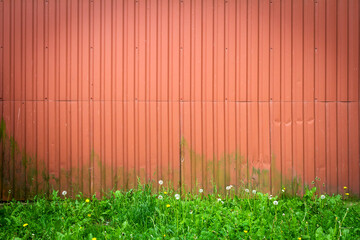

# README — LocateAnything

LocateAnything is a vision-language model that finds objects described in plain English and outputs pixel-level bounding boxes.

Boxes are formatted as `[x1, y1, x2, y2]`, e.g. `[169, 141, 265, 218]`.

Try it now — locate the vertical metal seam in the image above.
[113, 0, 118, 189]
[0, 0, 3, 202]
[313, 0, 316, 184]
[145, 0, 148, 182]
[290, 0, 294, 191]
[211, 0, 214, 190]
[200, 0, 204, 190]
[167, 0, 171, 184]
[134, 0, 137, 188]
[269, 0, 272, 194]
[324, 0, 327, 193]
[256, 0, 260, 189]
[77, 0, 81, 194]
[246, 0, 249, 186]
[10, 0, 14, 196]
[234, 0, 238, 191]
[189, 0, 193, 191]
[346, 0, 349, 190]
[121, 0, 125, 189]
[279, 0, 282, 190]
[358, 0, 360, 196]
[156, 0, 160, 185]
[34, 0, 38, 196]
[224, 0, 226, 103]
[335, 0, 338, 194]
[179, 0, 182, 193]
[302, 0, 305, 192]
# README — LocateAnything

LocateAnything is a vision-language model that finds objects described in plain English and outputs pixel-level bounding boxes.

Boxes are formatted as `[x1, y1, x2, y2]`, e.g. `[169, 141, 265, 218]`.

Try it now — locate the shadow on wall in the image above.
[0, 118, 329, 200]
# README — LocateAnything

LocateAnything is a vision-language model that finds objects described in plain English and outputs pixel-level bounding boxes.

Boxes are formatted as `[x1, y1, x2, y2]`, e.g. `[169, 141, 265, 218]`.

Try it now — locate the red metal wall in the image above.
[0, 0, 359, 200]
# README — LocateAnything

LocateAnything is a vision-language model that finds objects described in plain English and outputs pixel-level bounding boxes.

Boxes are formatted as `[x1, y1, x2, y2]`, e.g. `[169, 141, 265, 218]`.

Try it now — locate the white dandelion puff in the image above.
[217, 198, 222, 202]
[226, 186, 231, 191]
[252, 190, 257, 194]
[269, 195, 273, 200]
[158, 195, 163, 200]
[158, 180, 163, 185]
[273, 201, 278, 206]
[320, 195, 325, 199]
[245, 189, 250, 193]
[175, 194, 180, 200]
[199, 189, 204, 193]
[62, 191, 67, 196]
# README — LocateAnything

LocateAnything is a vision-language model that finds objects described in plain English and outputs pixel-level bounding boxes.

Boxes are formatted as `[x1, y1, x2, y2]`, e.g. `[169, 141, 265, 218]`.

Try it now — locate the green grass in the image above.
[0, 184, 359, 240]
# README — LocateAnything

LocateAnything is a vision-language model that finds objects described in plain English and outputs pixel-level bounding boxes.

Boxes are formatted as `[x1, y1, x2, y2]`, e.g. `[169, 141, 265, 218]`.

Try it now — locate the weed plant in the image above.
[0, 183, 359, 239]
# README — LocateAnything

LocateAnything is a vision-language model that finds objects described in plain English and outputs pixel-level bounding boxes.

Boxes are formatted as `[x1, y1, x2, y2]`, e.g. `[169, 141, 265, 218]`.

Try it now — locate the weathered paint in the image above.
[0, 0, 359, 200]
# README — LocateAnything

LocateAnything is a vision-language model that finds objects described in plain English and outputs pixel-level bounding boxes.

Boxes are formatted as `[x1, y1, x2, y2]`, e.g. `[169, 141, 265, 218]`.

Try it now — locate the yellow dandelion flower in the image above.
[61, 217, 64, 219]
[244, 230, 248, 233]
[85, 199, 90, 203]
[92, 238, 96, 240]
[80, 227, 82, 230]
[345, 193, 350, 196]
[166, 204, 170, 208]
[164, 191, 168, 195]
[88, 214, 91, 217]
[298, 238, 301, 240]
[344, 186, 347, 189]
[164, 234, 166, 237]
[23, 223, 28, 227]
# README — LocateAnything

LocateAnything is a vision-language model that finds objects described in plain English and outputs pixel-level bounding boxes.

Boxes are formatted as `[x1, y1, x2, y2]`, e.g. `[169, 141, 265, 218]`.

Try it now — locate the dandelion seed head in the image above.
[273, 200, 278, 206]
[158, 195, 163, 200]
[175, 194, 180, 200]
[217, 198, 222, 202]
[62, 191, 67, 196]
[245, 189, 250, 193]
[199, 189, 204, 193]
[320, 195, 325, 199]
[252, 190, 257, 194]
[158, 180, 163, 185]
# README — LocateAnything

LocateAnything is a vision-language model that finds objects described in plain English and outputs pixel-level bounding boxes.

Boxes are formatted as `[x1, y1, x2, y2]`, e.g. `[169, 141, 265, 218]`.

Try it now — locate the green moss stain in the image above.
[0, 117, 329, 199]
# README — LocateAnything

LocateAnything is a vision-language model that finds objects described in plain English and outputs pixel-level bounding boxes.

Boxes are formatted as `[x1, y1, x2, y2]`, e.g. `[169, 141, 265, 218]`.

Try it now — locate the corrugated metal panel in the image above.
[0, 0, 359, 200]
